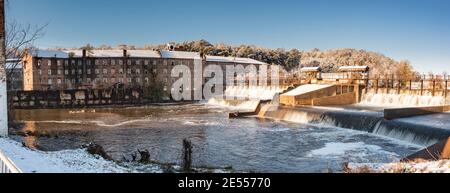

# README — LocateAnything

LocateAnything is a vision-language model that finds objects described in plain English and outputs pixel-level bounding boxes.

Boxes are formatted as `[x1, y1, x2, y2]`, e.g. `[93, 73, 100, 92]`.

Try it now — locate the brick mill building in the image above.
[22, 48, 270, 99]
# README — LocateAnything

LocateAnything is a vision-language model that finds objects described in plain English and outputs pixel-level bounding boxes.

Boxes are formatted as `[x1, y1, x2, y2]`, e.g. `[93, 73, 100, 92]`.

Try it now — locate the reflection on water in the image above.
[22, 121, 38, 149]
[12, 104, 421, 173]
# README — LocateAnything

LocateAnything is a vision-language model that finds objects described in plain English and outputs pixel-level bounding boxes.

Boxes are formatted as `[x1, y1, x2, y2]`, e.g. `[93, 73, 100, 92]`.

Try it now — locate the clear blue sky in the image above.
[6, 0, 450, 73]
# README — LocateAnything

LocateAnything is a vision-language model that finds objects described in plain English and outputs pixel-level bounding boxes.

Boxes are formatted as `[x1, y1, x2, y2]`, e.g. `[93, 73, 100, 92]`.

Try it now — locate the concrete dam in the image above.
[220, 66, 450, 151]
[258, 104, 450, 147]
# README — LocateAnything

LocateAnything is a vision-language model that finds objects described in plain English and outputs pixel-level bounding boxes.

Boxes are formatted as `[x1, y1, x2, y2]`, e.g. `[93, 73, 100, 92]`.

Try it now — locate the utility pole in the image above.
[0, 0, 8, 137]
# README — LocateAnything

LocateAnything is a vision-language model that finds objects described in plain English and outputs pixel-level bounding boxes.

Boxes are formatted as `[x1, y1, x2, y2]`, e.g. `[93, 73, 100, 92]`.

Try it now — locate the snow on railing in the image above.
[0, 149, 22, 173]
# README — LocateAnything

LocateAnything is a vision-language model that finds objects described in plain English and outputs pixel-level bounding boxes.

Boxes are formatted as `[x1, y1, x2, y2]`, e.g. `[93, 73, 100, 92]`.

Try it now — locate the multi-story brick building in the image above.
[6, 58, 24, 91]
[22, 48, 270, 99]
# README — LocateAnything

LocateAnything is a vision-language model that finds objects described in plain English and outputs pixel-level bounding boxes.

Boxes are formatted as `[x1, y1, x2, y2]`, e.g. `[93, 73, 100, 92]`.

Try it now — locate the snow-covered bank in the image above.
[0, 137, 232, 173]
[349, 160, 450, 173]
[0, 137, 135, 173]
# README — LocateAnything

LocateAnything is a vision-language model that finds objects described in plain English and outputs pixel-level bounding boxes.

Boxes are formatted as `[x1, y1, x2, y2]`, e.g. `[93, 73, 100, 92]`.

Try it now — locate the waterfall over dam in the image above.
[206, 85, 450, 147]
[360, 92, 446, 107]
[223, 86, 286, 101]
[206, 85, 286, 110]
[207, 98, 260, 111]
[258, 105, 450, 146]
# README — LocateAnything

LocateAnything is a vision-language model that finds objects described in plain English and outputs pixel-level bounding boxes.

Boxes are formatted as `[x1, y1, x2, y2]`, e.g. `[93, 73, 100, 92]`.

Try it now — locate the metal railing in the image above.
[0, 149, 22, 173]
[364, 79, 449, 97]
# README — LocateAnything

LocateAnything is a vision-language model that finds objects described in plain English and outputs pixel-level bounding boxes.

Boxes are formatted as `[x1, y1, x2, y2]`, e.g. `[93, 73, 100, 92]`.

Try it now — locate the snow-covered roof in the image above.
[66, 50, 161, 58]
[338, 66, 369, 72]
[128, 50, 161, 58]
[6, 58, 21, 63]
[67, 50, 122, 58]
[282, 84, 333, 96]
[159, 50, 201, 59]
[6, 58, 22, 69]
[206, 55, 267, 65]
[301, 67, 321, 72]
[28, 49, 266, 65]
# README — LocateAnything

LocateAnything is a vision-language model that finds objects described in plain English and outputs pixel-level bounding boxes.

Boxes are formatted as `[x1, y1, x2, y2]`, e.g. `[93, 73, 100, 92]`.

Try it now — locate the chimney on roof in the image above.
[123, 49, 128, 58]
[166, 43, 175, 51]
[82, 49, 86, 58]
[200, 50, 206, 60]
[24, 49, 30, 57]
[156, 49, 162, 57]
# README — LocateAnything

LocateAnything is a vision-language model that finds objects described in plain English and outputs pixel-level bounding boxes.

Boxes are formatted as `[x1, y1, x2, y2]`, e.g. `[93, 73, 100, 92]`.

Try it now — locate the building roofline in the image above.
[28, 49, 268, 64]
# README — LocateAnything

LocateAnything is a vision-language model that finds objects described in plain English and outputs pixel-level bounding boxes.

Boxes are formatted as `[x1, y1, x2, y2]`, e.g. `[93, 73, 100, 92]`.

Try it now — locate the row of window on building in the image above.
[37, 68, 169, 76]
[37, 59, 189, 67]
[40, 77, 173, 85]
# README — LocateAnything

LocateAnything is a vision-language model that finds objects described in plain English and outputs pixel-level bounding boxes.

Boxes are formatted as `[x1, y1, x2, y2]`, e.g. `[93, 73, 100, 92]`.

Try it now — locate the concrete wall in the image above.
[280, 85, 338, 106]
[280, 84, 362, 107]
[280, 95, 313, 106]
[312, 92, 356, 106]
[9, 88, 150, 109]
[403, 137, 450, 161]
[384, 105, 450, 120]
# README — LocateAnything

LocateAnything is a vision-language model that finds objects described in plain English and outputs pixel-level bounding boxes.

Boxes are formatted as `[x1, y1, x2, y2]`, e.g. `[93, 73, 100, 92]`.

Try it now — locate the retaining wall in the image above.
[384, 105, 450, 120]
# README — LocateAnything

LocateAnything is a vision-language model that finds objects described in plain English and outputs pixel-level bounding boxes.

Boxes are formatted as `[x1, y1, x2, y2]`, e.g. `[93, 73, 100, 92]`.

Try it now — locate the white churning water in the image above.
[359, 92, 446, 107]
[207, 98, 260, 111]
[224, 86, 285, 101]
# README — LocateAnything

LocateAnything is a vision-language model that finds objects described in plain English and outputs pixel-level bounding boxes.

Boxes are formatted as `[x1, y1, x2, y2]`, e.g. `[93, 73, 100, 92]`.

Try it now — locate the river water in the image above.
[11, 103, 421, 173]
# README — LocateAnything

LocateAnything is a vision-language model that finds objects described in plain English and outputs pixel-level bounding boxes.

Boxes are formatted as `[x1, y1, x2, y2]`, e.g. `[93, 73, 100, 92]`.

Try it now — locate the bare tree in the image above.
[395, 60, 415, 80]
[2, 1, 47, 131]
[5, 20, 46, 76]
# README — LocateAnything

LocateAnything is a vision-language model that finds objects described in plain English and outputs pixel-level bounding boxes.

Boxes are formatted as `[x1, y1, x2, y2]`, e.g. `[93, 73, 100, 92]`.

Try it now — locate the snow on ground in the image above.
[349, 160, 450, 173]
[0, 137, 227, 173]
[0, 137, 138, 173]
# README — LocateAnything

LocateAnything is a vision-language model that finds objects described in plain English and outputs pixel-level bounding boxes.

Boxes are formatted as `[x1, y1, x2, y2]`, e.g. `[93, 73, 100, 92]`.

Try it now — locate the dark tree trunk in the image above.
[182, 139, 193, 173]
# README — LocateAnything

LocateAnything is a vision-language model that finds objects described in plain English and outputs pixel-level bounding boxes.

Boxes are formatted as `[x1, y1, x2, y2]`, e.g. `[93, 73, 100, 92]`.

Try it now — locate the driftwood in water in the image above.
[138, 149, 151, 163]
[122, 149, 151, 163]
[182, 139, 193, 173]
[131, 152, 137, 162]
[85, 143, 113, 161]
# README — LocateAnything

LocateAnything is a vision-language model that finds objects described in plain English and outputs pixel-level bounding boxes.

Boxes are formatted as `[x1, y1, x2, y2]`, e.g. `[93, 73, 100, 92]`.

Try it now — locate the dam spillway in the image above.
[360, 92, 446, 107]
[258, 104, 450, 147]
[214, 83, 450, 147]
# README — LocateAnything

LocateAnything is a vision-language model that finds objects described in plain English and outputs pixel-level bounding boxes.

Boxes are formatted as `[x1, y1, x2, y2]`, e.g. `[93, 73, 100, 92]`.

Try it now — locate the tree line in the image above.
[59, 40, 422, 79]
